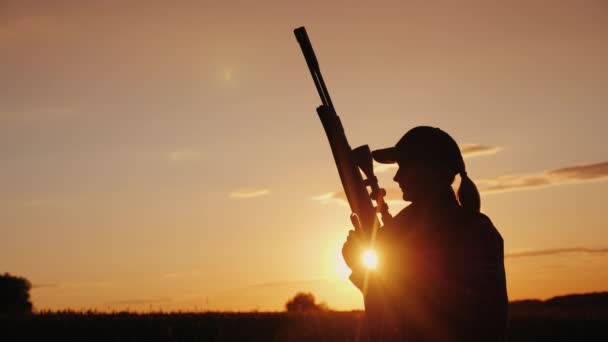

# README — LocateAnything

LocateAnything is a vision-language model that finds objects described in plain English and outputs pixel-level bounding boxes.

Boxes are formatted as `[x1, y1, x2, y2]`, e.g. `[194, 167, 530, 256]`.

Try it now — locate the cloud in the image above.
[548, 162, 608, 181]
[506, 247, 608, 258]
[478, 161, 608, 194]
[229, 188, 270, 199]
[459, 144, 502, 158]
[311, 192, 349, 206]
[31, 283, 58, 289]
[373, 161, 398, 174]
[31, 281, 110, 290]
[57, 281, 110, 289]
[312, 188, 405, 207]
[476, 174, 551, 193]
[167, 150, 201, 162]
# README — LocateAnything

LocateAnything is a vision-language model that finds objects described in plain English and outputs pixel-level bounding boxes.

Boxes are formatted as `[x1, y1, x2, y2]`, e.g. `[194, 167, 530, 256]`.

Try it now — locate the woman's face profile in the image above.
[393, 160, 449, 202]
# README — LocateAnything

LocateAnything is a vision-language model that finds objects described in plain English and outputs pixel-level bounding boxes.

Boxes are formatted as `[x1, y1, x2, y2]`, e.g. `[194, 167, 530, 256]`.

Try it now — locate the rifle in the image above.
[293, 27, 392, 239]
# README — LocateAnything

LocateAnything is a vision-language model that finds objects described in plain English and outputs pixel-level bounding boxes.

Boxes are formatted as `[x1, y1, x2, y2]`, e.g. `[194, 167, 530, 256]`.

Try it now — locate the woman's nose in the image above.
[393, 168, 402, 182]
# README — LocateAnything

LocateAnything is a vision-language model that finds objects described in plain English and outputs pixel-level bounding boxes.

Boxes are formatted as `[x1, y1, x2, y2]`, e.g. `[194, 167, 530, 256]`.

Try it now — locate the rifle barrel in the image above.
[294, 27, 334, 109]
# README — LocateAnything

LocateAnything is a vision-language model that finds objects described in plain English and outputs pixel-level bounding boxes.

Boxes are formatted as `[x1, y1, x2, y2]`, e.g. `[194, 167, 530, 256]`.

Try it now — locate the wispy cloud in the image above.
[312, 188, 403, 206]
[460, 144, 502, 158]
[31, 283, 58, 289]
[311, 192, 349, 206]
[167, 149, 201, 162]
[31, 281, 110, 290]
[548, 162, 608, 181]
[477, 174, 551, 193]
[229, 188, 270, 199]
[478, 161, 608, 194]
[58, 281, 110, 289]
[506, 247, 608, 258]
[372, 161, 398, 174]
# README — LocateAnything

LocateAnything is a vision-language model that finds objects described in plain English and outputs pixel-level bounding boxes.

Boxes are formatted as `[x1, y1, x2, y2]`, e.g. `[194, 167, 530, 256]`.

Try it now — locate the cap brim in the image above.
[372, 147, 398, 164]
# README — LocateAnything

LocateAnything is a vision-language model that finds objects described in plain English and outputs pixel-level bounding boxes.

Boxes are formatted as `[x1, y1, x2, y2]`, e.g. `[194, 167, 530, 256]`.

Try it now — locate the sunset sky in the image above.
[1, 0, 607, 311]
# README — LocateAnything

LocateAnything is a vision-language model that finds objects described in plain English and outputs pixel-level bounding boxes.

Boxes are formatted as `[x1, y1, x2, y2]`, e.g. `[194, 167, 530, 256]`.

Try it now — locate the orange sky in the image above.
[1, 0, 607, 311]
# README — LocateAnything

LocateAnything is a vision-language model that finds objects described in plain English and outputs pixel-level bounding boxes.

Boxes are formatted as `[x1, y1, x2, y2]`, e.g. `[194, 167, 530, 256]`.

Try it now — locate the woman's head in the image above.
[373, 126, 480, 212]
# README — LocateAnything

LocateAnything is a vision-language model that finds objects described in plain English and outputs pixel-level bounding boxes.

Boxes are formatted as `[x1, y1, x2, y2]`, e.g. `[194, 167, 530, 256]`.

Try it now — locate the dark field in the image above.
[2, 304, 608, 342]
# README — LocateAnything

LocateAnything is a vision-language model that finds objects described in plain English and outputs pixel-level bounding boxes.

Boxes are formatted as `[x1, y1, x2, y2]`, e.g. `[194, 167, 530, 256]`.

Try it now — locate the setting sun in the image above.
[362, 250, 378, 269]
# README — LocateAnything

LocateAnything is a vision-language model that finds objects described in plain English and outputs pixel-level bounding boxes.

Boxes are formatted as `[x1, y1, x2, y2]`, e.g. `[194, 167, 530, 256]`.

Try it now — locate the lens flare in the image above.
[362, 249, 378, 269]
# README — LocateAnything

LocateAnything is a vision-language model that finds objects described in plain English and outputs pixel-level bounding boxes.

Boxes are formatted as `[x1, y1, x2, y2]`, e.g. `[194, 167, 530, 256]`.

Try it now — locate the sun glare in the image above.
[336, 250, 351, 279]
[223, 70, 232, 81]
[362, 249, 378, 269]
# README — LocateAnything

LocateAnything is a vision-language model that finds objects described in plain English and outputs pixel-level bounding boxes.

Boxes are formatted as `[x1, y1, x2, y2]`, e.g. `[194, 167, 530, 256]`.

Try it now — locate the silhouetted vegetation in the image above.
[0, 273, 32, 315]
[508, 292, 608, 324]
[546, 292, 608, 308]
[0, 293, 606, 341]
[285, 292, 328, 313]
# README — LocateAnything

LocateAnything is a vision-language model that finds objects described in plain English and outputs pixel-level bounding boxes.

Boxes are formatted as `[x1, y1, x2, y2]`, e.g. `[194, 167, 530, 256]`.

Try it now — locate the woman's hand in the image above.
[342, 229, 364, 270]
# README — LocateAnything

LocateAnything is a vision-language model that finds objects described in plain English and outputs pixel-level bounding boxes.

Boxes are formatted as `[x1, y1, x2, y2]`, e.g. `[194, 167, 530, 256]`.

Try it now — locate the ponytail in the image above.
[457, 171, 481, 212]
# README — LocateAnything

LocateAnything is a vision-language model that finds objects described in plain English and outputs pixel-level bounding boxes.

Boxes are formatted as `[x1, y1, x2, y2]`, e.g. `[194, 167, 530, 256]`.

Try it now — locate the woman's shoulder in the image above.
[392, 204, 415, 222]
[377, 205, 416, 241]
[472, 212, 502, 238]
[459, 210, 504, 251]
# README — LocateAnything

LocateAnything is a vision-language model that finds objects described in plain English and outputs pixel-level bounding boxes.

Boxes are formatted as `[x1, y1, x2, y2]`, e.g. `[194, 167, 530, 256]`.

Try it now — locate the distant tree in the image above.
[0, 273, 33, 314]
[285, 292, 328, 312]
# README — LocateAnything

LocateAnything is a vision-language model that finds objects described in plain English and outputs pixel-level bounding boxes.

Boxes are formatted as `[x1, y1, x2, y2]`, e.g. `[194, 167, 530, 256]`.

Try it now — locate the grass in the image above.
[1, 306, 607, 341]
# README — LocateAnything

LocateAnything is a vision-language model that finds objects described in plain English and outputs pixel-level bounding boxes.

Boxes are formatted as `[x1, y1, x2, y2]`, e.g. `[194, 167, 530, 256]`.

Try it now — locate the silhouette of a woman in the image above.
[342, 126, 508, 341]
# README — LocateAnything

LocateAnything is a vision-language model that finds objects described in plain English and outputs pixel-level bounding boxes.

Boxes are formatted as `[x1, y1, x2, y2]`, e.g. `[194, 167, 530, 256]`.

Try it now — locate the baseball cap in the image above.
[372, 126, 464, 176]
